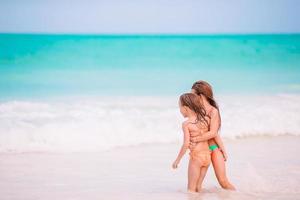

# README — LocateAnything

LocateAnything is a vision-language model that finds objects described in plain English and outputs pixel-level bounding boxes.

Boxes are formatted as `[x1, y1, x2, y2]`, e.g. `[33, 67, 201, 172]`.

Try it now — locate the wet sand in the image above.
[0, 136, 299, 200]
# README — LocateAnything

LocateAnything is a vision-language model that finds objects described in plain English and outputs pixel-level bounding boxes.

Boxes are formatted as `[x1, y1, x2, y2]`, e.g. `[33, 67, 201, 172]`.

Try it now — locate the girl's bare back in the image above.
[188, 118, 210, 152]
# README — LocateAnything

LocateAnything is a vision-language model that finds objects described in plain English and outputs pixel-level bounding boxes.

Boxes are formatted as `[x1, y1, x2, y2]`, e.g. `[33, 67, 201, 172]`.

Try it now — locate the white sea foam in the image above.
[0, 94, 299, 153]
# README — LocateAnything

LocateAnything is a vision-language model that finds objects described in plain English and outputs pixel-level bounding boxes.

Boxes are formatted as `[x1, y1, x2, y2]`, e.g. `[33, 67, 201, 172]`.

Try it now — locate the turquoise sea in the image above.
[1, 34, 300, 100]
[0, 33, 300, 153]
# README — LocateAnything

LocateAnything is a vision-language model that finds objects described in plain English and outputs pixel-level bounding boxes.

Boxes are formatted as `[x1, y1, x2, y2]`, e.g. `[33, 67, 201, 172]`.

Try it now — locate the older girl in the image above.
[190, 80, 235, 190]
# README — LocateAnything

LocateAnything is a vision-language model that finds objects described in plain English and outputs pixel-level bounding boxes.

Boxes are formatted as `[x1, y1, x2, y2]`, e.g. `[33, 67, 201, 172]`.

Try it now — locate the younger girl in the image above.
[172, 93, 211, 192]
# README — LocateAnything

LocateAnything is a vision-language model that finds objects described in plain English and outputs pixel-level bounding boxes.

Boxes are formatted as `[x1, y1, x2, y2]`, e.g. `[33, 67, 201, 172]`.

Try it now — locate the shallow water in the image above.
[0, 136, 299, 200]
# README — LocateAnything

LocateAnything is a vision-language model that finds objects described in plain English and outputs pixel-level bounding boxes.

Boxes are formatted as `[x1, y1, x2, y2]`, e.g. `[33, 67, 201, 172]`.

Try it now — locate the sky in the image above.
[0, 0, 300, 34]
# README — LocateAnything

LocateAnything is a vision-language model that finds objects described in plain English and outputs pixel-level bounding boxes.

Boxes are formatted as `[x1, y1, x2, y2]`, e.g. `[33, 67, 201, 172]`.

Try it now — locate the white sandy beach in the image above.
[0, 136, 299, 200]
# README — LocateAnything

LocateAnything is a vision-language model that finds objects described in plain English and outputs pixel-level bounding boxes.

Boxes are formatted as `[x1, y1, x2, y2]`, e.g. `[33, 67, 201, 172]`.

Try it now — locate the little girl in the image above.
[172, 93, 211, 192]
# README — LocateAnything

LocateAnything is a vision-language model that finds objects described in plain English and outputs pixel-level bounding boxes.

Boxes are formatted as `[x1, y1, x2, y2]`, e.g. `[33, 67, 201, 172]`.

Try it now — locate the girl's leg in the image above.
[211, 149, 236, 190]
[187, 159, 201, 192]
[196, 166, 208, 192]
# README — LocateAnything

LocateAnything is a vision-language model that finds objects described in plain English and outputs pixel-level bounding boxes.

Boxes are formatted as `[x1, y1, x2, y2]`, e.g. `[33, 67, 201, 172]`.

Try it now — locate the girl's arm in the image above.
[190, 108, 220, 142]
[172, 122, 190, 169]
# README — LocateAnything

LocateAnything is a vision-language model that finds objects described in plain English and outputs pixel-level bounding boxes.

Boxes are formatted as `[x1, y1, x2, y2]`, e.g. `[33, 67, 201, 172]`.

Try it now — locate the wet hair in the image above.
[191, 80, 221, 129]
[179, 93, 209, 126]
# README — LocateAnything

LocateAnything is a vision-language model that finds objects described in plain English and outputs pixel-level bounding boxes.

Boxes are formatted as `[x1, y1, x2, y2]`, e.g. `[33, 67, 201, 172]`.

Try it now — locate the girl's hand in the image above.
[172, 160, 179, 169]
[220, 148, 228, 161]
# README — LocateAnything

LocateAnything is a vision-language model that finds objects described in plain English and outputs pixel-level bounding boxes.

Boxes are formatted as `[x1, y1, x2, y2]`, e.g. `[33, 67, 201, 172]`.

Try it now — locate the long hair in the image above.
[179, 93, 209, 127]
[191, 80, 221, 129]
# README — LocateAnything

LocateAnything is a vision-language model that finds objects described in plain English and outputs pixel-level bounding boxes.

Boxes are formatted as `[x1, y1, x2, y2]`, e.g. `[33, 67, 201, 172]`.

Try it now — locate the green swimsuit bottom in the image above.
[209, 144, 218, 151]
